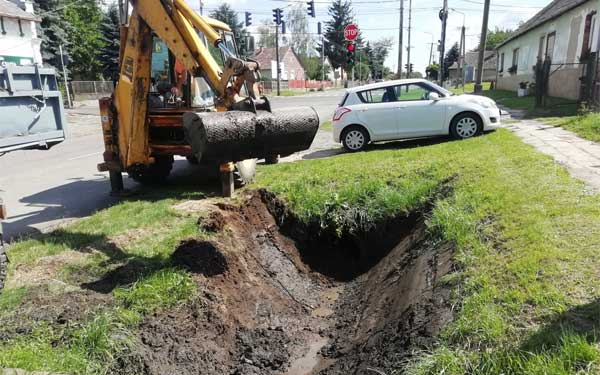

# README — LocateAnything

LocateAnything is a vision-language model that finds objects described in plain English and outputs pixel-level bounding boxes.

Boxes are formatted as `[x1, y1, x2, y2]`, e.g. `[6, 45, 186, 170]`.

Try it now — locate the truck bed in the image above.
[0, 65, 67, 153]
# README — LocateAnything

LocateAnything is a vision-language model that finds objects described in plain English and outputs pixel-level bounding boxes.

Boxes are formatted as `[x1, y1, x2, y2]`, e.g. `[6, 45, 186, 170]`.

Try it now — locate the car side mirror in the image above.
[429, 92, 440, 101]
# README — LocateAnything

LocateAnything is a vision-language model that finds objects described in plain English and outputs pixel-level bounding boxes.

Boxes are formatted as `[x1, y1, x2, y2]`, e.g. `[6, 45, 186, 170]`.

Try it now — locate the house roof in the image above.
[496, 0, 590, 49]
[252, 47, 300, 70]
[0, 0, 40, 22]
[450, 51, 497, 70]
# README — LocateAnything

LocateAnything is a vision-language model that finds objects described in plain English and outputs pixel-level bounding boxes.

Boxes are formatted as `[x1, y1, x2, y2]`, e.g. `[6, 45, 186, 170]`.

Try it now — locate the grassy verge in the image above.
[481, 89, 577, 118]
[255, 129, 600, 373]
[320, 120, 333, 131]
[2, 128, 600, 373]
[544, 113, 600, 143]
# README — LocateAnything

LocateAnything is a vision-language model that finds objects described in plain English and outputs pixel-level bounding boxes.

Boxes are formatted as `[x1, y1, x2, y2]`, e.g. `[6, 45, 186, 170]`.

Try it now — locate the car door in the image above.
[393, 83, 446, 137]
[355, 86, 399, 141]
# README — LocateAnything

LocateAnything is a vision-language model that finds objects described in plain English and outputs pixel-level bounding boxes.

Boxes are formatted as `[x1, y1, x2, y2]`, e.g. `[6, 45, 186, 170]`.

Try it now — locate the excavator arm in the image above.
[99, 0, 319, 196]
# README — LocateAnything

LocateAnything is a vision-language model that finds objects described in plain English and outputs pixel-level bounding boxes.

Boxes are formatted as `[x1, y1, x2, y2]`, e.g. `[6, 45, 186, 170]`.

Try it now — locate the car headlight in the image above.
[475, 99, 496, 108]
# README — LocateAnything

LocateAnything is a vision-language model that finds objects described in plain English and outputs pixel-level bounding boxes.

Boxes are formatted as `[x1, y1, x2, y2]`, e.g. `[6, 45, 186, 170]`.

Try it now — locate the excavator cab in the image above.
[98, 0, 319, 196]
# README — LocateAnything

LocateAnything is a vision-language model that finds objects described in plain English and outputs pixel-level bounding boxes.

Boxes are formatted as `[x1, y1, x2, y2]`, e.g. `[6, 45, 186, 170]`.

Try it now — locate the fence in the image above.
[261, 79, 334, 93]
[579, 52, 600, 111]
[69, 80, 114, 100]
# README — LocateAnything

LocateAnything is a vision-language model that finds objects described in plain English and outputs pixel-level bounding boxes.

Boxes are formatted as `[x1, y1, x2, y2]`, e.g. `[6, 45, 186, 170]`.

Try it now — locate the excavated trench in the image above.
[117, 189, 455, 375]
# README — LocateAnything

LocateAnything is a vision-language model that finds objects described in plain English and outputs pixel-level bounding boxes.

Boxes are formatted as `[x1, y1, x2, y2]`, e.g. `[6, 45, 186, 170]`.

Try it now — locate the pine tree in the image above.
[33, 0, 72, 77]
[99, 3, 120, 81]
[323, 0, 354, 73]
[209, 4, 249, 57]
[443, 42, 460, 79]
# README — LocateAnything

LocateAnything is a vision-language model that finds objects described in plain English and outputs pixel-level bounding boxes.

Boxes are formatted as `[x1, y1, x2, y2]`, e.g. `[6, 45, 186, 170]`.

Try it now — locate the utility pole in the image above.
[397, 0, 403, 78]
[59, 44, 72, 108]
[428, 42, 434, 66]
[275, 23, 281, 96]
[199, 0, 203, 15]
[322, 36, 325, 83]
[439, 0, 448, 85]
[475, 0, 491, 93]
[460, 25, 466, 88]
[406, 0, 412, 79]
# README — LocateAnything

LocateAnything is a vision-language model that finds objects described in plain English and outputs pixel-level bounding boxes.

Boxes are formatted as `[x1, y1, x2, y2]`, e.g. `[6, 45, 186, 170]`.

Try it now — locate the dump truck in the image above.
[0, 64, 68, 291]
[98, 0, 319, 196]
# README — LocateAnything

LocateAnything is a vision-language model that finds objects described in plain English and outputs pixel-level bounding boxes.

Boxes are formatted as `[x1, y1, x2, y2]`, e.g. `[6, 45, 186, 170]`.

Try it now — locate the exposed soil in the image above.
[116, 190, 456, 375]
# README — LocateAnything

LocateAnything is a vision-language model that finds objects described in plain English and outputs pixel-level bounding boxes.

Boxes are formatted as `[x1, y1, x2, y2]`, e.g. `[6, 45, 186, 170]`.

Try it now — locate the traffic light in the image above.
[346, 42, 355, 65]
[245, 12, 252, 27]
[307, 1, 315, 17]
[317, 21, 322, 35]
[409, 63, 414, 73]
[281, 21, 286, 34]
[272, 8, 283, 25]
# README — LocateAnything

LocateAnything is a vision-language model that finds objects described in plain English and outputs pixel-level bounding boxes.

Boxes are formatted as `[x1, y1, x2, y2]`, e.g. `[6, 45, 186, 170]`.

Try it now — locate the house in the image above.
[495, 0, 600, 100]
[448, 51, 497, 83]
[252, 47, 305, 81]
[0, 0, 41, 66]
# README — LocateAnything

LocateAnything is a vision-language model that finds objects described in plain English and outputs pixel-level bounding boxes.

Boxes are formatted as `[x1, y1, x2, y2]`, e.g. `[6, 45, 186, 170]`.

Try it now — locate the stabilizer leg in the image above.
[219, 162, 235, 198]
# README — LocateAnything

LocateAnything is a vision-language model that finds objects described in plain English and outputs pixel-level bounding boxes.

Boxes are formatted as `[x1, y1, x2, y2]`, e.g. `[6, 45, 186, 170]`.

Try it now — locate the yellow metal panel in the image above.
[171, 8, 223, 91]
[203, 16, 231, 32]
[134, 0, 198, 71]
[173, 0, 221, 44]
[113, 11, 153, 168]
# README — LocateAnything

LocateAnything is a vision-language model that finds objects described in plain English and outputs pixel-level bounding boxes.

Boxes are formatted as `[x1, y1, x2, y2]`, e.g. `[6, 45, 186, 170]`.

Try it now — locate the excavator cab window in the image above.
[150, 36, 216, 109]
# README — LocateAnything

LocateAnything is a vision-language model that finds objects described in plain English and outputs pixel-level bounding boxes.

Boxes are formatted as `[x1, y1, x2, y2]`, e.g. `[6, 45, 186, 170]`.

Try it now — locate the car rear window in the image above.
[357, 87, 396, 103]
[338, 92, 349, 106]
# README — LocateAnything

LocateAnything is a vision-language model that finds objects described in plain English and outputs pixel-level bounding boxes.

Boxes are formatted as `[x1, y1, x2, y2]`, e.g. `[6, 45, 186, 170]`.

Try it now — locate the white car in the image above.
[332, 79, 501, 152]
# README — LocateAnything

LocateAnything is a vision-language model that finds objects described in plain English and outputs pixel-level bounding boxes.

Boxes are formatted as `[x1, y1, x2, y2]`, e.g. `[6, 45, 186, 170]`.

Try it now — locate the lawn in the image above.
[450, 83, 579, 118]
[545, 113, 600, 143]
[1, 130, 600, 374]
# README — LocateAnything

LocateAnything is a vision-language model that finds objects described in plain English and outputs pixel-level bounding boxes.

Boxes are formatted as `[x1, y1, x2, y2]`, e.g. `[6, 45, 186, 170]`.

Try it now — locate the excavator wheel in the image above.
[0, 244, 7, 292]
[128, 156, 174, 185]
[233, 159, 257, 188]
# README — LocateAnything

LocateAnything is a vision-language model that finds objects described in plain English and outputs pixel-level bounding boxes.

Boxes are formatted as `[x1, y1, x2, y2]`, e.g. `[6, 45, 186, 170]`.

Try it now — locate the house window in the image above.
[499, 52, 504, 72]
[512, 48, 519, 71]
[546, 32, 556, 60]
[538, 35, 545, 59]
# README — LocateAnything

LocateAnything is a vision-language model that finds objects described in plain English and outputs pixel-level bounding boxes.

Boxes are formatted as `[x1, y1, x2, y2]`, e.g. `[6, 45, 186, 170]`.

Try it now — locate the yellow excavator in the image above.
[97, 0, 319, 196]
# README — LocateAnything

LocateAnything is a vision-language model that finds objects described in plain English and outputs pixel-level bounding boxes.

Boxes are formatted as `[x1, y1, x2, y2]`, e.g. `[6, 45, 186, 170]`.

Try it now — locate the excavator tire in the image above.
[0, 244, 7, 292]
[128, 156, 174, 185]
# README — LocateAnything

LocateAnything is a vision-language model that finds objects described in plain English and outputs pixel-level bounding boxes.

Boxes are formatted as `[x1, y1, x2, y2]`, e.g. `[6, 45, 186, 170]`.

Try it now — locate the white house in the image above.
[0, 0, 41, 66]
[496, 0, 600, 100]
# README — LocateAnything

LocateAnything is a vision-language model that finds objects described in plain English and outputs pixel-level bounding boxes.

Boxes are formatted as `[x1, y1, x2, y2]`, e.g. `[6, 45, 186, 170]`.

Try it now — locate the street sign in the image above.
[344, 24, 359, 41]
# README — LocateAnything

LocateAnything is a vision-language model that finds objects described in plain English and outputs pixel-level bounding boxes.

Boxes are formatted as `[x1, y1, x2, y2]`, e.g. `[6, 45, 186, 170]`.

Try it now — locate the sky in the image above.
[185, 0, 554, 75]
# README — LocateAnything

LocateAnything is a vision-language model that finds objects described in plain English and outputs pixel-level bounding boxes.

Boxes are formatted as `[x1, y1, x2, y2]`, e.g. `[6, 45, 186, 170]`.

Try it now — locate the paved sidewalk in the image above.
[503, 118, 600, 192]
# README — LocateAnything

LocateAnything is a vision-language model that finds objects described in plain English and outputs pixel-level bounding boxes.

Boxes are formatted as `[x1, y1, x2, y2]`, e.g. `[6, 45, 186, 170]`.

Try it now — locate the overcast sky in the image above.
[186, 0, 552, 75]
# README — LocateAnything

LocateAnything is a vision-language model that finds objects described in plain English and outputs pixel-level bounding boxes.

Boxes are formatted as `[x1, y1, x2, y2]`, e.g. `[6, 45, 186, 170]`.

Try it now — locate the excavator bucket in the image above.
[183, 107, 319, 163]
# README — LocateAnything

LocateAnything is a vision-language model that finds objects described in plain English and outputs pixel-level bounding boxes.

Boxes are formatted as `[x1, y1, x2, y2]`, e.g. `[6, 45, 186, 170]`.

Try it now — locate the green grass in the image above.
[320, 120, 333, 131]
[545, 113, 600, 143]
[0, 189, 201, 374]
[3, 127, 600, 373]
[254, 129, 600, 373]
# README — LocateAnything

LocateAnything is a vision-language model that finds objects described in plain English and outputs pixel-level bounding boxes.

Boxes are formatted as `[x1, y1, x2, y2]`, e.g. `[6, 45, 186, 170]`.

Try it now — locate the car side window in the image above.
[358, 87, 396, 103]
[394, 84, 435, 101]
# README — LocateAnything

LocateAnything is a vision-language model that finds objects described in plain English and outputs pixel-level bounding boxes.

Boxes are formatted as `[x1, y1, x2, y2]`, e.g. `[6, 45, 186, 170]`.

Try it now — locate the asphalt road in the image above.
[0, 90, 345, 241]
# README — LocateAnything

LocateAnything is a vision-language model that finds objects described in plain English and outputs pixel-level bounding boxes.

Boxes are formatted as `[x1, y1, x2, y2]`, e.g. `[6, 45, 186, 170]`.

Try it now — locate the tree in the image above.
[99, 3, 120, 81]
[443, 42, 460, 79]
[484, 27, 512, 50]
[63, 0, 104, 80]
[352, 62, 369, 81]
[33, 0, 72, 77]
[257, 20, 276, 49]
[323, 0, 354, 74]
[286, 4, 312, 57]
[426, 63, 439, 80]
[210, 4, 249, 57]
[369, 38, 393, 80]
[302, 56, 331, 80]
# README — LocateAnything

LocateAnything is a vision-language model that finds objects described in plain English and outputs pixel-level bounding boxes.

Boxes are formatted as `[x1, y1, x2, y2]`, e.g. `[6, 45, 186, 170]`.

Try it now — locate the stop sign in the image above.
[344, 24, 359, 41]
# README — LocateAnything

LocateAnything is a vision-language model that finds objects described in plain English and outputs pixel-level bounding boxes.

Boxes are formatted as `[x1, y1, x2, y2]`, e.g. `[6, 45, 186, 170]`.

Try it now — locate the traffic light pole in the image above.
[439, 0, 448, 85]
[406, 0, 412, 79]
[275, 23, 281, 96]
[397, 0, 403, 78]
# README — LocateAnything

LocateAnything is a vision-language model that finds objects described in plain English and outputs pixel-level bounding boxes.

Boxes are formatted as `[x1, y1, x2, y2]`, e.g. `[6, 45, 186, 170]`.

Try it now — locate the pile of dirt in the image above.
[115, 190, 456, 375]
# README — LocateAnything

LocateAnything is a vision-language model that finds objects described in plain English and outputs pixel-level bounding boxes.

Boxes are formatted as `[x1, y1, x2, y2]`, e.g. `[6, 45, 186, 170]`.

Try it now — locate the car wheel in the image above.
[450, 113, 482, 139]
[342, 126, 369, 152]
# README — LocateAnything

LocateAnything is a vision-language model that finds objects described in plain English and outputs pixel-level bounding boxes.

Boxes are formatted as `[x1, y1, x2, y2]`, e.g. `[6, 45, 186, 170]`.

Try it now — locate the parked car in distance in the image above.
[332, 79, 501, 152]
